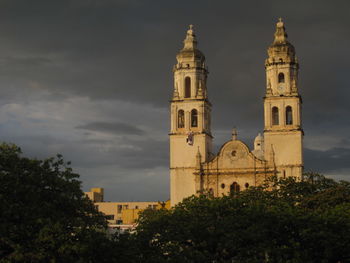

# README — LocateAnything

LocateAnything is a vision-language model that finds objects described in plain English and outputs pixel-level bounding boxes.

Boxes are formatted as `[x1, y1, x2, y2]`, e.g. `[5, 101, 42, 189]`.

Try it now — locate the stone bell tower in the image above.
[263, 18, 303, 179]
[170, 25, 213, 205]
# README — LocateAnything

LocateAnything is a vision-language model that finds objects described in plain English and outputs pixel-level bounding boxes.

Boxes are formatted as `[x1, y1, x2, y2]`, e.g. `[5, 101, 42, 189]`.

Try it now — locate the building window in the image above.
[221, 183, 225, 189]
[230, 182, 240, 195]
[278, 73, 285, 83]
[272, 107, 279, 125]
[286, 106, 293, 125]
[191, 109, 198, 127]
[178, 110, 184, 128]
[185, 77, 191, 98]
[117, 205, 122, 213]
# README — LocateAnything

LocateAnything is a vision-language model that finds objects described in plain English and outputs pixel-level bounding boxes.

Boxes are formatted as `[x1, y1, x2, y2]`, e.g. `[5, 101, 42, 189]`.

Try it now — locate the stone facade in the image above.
[170, 20, 303, 206]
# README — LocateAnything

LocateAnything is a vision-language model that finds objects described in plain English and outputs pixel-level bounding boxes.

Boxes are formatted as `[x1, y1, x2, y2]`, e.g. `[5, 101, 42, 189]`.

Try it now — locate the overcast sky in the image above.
[0, 0, 349, 201]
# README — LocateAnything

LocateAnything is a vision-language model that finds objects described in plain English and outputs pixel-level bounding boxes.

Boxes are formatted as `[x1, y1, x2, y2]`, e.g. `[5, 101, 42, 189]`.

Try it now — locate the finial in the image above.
[276, 17, 284, 28]
[232, 128, 238, 141]
[173, 83, 179, 99]
[196, 146, 201, 157]
[273, 17, 288, 44]
[197, 81, 204, 98]
[186, 24, 195, 38]
[183, 24, 197, 50]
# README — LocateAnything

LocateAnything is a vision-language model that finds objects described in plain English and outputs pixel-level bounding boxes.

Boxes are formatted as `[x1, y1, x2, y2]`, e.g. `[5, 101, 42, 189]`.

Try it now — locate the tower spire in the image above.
[273, 18, 288, 44]
[183, 24, 197, 50]
[266, 18, 296, 66]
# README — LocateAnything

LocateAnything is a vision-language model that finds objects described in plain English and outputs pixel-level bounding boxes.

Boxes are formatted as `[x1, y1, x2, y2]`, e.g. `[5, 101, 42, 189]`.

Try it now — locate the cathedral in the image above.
[170, 19, 303, 205]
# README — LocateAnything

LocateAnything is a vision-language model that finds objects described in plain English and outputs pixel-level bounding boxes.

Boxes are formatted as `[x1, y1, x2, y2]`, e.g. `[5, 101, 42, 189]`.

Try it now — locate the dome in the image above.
[176, 25, 205, 64]
[254, 133, 263, 143]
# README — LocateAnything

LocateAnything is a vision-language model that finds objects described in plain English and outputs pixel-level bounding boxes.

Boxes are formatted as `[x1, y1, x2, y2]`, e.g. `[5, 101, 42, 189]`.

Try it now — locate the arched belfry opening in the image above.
[178, 110, 184, 128]
[184, 77, 191, 98]
[286, 106, 293, 125]
[191, 109, 198, 127]
[278, 72, 285, 83]
[272, 107, 279, 125]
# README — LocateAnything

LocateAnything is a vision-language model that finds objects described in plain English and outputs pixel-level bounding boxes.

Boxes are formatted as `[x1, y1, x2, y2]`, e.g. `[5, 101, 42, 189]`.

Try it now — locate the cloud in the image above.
[304, 147, 350, 175]
[76, 121, 145, 135]
[0, 0, 349, 200]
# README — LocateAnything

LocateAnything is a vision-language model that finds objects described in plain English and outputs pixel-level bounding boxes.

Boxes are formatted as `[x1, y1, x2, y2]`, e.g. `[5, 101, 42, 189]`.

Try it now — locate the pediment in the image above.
[207, 140, 264, 169]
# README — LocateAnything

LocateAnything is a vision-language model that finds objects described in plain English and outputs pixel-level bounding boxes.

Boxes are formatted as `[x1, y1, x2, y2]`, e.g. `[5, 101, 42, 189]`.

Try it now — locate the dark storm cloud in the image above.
[67, 136, 168, 170]
[304, 147, 350, 174]
[0, 0, 349, 115]
[0, 56, 52, 68]
[76, 121, 145, 135]
[65, 136, 168, 170]
[0, 0, 349, 200]
[2, 132, 168, 170]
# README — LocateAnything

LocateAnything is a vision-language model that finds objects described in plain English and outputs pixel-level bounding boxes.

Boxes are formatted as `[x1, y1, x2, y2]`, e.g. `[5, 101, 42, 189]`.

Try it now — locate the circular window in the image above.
[221, 183, 225, 189]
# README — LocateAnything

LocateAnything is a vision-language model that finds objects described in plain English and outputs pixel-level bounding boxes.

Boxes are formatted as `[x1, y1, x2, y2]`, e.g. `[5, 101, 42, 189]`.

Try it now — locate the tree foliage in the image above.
[2, 142, 349, 262]
[0, 143, 116, 262]
[127, 173, 350, 263]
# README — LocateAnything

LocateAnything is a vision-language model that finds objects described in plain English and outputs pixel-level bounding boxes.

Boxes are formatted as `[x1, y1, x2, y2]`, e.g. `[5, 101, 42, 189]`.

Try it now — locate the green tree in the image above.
[0, 143, 116, 262]
[132, 173, 350, 263]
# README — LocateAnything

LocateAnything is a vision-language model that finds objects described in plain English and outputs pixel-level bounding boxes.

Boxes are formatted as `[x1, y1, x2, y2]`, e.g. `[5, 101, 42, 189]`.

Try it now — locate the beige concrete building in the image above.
[85, 187, 104, 202]
[85, 188, 169, 225]
[170, 19, 303, 205]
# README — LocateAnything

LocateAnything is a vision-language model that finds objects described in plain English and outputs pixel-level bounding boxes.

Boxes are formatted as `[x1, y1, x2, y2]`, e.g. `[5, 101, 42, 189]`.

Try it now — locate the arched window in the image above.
[178, 110, 184, 128]
[286, 106, 293, 125]
[191, 109, 198, 127]
[230, 182, 240, 195]
[278, 73, 285, 83]
[184, 77, 191, 98]
[272, 107, 279, 125]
